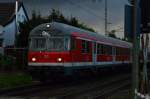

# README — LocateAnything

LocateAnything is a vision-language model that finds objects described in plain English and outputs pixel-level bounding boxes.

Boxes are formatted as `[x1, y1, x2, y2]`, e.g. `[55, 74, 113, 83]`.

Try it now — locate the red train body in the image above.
[28, 22, 132, 80]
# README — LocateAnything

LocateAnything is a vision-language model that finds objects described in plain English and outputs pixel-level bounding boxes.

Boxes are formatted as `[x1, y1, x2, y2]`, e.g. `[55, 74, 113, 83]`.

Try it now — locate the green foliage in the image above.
[108, 30, 117, 38]
[0, 73, 32, 89]
[108, 30, 131, 43]
[17, 9, 95, 47]
[0, 55, 15, 70]
[128, 0, 134, 5]
[122, 37, 132, 42]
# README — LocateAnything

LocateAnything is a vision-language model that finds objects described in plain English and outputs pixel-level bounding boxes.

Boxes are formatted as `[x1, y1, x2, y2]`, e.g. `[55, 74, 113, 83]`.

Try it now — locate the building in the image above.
[0, 1, 28, 55]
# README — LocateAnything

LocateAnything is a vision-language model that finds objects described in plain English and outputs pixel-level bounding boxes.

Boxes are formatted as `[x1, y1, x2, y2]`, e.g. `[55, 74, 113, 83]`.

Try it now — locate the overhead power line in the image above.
[66, 0, 105, 20]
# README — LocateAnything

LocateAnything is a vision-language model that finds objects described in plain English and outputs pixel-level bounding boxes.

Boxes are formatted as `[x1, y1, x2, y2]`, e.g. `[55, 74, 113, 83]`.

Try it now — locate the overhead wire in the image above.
[66, 0, 105, 21]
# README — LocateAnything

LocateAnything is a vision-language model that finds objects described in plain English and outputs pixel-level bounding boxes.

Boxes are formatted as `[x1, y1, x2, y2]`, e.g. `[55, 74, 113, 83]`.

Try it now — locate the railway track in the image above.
[54, 75, 130, 99]
[0, 82, 48, 96]
[0, 72, 131, 99]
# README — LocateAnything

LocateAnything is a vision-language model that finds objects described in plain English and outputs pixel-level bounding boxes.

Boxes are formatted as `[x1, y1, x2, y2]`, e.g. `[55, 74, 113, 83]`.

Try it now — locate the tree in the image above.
[70, 17, 78, 26]
[59, 14, 68, 23]
[31, 10, 36, 20]
[17, 10, 45, 47]
[108, 30, 117, 38]
[48, 9, 60, 22]
[128, 0, 134, 5]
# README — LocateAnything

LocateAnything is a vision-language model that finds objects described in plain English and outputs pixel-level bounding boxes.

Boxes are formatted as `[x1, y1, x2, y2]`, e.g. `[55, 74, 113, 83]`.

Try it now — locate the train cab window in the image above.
[30, 37, 46, 51]
[47, 37, 64, 51]
[81, 40, 90, 53]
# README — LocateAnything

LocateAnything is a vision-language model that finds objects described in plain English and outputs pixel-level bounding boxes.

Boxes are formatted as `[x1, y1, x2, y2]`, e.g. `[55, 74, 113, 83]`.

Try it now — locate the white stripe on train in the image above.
[28, 61, 131, 67]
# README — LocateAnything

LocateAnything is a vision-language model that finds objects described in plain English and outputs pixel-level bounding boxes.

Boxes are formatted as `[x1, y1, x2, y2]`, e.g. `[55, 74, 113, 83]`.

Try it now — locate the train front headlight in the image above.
[32, 57, 36, 62]
[57, 58, 62, 62]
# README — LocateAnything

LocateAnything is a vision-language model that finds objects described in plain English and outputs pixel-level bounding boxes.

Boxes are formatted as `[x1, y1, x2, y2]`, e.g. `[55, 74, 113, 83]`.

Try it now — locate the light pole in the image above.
[132, 0, 140, 98]
[92, 0, 108, 35]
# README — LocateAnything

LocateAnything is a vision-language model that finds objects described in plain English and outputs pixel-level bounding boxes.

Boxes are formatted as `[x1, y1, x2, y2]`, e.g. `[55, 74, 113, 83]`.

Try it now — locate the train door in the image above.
[92, 42, 97, 65]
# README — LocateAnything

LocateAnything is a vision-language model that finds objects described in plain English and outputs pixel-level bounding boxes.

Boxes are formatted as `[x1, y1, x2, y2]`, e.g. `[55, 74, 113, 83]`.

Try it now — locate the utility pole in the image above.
[92, 0, 108, 35]
[15, 0, 19, 47]
[142, 34, 149, 94]
[132, 0, 140, 98]
[105, 0, 108, 36]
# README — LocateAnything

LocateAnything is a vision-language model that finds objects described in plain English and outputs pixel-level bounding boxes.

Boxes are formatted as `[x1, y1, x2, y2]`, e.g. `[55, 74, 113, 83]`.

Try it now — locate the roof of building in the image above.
[0, 2, 28, 26]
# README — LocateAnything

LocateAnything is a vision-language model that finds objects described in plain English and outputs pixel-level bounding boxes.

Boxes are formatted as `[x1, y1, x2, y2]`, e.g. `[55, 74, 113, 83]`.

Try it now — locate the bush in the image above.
[0, 73, 32, 89]
[0, 55, 15, 71]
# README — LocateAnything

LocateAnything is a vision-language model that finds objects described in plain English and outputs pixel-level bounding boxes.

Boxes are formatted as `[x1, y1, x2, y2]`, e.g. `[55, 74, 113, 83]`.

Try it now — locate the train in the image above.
[28, 22, 132, 80]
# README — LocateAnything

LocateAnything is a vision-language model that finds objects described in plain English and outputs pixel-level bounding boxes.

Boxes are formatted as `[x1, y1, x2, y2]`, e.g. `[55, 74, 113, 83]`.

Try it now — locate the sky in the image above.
[1, 0, 129, 38]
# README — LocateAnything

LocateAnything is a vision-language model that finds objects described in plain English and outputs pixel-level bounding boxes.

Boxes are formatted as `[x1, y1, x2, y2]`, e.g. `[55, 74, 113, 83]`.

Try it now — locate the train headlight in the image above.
[32, 57, 36, 62]
[57, 58, 62, 62]
[46, 24, 50, 27]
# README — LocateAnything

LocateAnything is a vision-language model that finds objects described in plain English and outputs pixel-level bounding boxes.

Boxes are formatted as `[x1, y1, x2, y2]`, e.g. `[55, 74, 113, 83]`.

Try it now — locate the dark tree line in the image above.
[17, 9, 95, 47]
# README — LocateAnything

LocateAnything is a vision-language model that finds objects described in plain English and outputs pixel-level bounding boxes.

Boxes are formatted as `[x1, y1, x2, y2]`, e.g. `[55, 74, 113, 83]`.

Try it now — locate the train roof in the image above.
[30, 22, 132, 48]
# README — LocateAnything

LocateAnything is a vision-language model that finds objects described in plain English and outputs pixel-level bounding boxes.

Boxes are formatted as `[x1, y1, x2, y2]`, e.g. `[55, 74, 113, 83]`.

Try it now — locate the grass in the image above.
[0, 73, 33, 89]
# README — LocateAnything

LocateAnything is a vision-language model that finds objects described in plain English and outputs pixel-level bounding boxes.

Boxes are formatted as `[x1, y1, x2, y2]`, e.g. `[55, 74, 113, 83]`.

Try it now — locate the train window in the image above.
[100, 44, 112, 55]
[116, 47, 119, 55]
[71, 38, 76, 50]
[123, 48, 130, 55]
[81, 40, 90, 53]
[64, 38, 69, 50]
[94, 43, 96, 54]
[126, 49, 130, 55]
[116, 47, 130, 55]
[47, 37, 64, 51]
[107, 45, 112, 55]
[102, 45, 107, 54]
[97, 44, 101, 54]
[30, 37, 46, 51]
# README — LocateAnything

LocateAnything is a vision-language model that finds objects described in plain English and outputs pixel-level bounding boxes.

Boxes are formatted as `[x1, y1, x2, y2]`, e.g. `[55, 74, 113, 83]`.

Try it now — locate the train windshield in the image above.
[47, 37, 64, 51]
[30, 37, 47, 51]
[29, 37, 69, 51]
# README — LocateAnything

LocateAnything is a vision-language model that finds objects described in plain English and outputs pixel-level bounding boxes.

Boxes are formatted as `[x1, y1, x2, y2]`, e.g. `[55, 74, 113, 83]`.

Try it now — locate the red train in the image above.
[28, 22, 132, 80]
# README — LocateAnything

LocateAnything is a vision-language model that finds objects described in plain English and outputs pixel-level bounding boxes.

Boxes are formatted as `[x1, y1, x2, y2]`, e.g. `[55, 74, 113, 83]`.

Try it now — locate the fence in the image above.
[0, 47, 28, 71]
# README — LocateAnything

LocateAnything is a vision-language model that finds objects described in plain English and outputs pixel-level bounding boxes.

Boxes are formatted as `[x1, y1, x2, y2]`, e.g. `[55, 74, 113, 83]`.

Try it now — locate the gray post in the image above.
[142, 34, 149, 94]
[132, 0, 140, 98]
